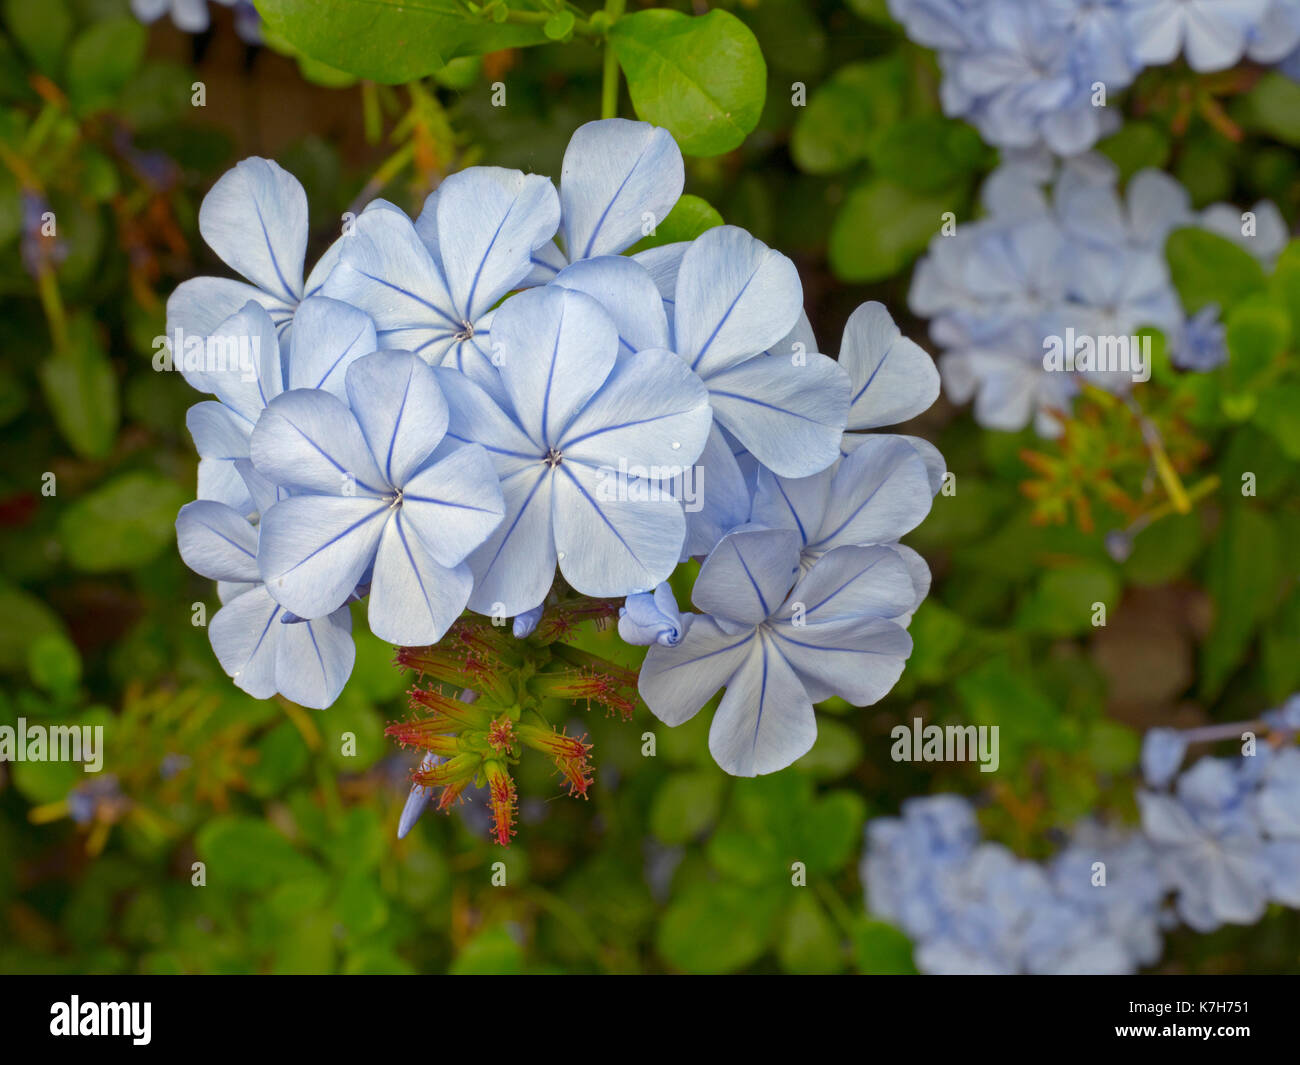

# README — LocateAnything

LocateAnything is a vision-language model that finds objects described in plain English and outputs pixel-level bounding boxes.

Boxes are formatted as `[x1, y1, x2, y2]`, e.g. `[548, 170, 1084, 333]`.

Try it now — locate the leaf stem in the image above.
[600, 0, 625, 119]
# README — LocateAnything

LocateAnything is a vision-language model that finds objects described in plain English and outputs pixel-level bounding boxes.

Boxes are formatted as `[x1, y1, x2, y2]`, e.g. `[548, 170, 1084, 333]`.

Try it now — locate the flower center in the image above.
[544, 447, 563, 469]
[453, 320, 475, 342]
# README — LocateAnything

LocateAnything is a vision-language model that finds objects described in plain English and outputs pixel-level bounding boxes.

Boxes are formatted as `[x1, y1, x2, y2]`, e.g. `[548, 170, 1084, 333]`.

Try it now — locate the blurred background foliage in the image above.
[0, 0, 1297, 974]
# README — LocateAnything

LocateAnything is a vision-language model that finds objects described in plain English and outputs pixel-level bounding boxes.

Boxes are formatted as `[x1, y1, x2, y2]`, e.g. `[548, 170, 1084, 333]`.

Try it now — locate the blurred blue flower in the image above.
[132, 0, 218, 33]
[249, 350, 505, 645]
[910, 154, 1275, 434]
[1141, 726, 1189, 787]
[1123, 0, 1271, 73]
[1172, 303, 1228, 372]
[1200, 199, 1290, 266]
[434, 285, 711, 616]
[1247, 0, 1300, 62]
[1139, 757, 1272, 932]
[640, 528, 915, 775]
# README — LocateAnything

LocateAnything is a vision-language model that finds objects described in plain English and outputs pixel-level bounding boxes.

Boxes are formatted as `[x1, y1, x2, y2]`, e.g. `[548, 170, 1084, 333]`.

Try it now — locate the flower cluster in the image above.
[910, 150, 1285, 435]
[888, 0, 1300, 155]
[861, 697, 1300, 973]
[168, 120, 943, 837]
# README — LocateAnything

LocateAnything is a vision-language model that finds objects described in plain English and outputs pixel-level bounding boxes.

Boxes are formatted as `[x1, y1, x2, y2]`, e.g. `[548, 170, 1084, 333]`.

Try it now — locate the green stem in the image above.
[36, 266, 69, 352]
[600, 0, 625, 119]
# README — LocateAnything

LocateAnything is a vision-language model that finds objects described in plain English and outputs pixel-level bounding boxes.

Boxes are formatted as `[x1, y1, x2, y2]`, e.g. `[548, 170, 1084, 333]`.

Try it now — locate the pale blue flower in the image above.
[750, 437, 934, 622]
[322, 166, 560, 392]
[1123, 0, 1271, 73]
[524, 118, 684, 284]
[175, 498, 355, 707]
[434, 285, 712, 617]
[512, 605, 544, 638]
[619, 582, 693, 647]
[183, 298, 377, 516]
[166, 158, 357, 345]
[249, 350, 505, 644]
[640, 528, 915, 775]
[628, 225, 852, 479]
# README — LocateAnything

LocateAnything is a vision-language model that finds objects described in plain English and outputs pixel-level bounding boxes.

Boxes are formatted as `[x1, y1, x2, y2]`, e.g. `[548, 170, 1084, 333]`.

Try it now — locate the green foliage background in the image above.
[0, 0, 1298, 973]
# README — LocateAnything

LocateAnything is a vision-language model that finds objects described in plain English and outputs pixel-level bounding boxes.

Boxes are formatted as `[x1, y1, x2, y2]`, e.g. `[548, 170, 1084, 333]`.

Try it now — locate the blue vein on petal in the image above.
[689, 262, 765, 372]
[273, 505, 386, 580]
[579, 139, 653, 260]
[539, 302, 566, 445]
[250, 197, 300, 305]
[560, 462, 639, 565]
[277, 419, 384, 496]
[309, 319, 370, 389]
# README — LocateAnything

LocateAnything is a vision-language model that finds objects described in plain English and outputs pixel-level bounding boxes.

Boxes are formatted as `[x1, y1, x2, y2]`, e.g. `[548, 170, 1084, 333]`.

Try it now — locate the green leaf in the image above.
[57, 473, 187, 572]
[777, 892, 842, 973]
[611, 10, 765, 157]
[627, 193, 722, 253]
[649, 769, 726, 844]
[1096, 121, 1171, 180]
[866, 116, 985, 193]
[543, 10, 574, 40]
[1016, 562, 1120, 638]
[800, 790, 866, 874]
[829, 178, 953, 283]
[1254, 382, 1300, 460]
[1241, 72, 1300, 146]
[657, 881, 781, 973]
[4, 0, 72, 76]
[790, 58, 905, 175]
[244, 722, 310, 798]
[26, 632, 81, 695]
[39, 313, 119, 460]
[956, 657, 1069, 766]
[0, 583, 68, 672]
[196, 817, 321, 891]
[336, 872, 389, 937]
[1266, 239, 1300, 331]
[1225, 300, 1288, 391]
[1166, 227, 1266, 313]
[66, 17, 147, 114]
[256, 0, 552, 83]
[794, 717, 862, 779]
[852, 918, 917, 974]
[1201, 506, 1281, 698]
[449, 925, 526, 974]
[1262, 590, 1300, 703]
